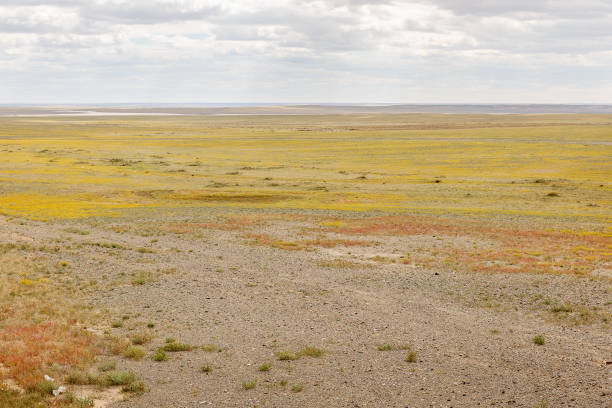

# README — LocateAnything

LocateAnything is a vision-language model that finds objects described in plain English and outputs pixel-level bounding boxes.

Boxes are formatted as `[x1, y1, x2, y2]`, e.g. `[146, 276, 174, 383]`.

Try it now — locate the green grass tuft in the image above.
[124, 346, 146, 360]
[258, 362, 272, 372]
[162, 342, 193, 352]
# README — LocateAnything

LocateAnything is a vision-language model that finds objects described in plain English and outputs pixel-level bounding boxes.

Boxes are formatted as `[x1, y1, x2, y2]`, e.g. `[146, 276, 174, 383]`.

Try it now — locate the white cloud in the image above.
[0, 0, 610, 103]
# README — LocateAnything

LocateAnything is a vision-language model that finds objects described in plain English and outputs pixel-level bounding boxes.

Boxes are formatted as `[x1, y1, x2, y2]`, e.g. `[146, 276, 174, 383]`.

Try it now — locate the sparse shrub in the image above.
[276, 351, 298, 361]
[66, 371, 89, 385]
[377, 344, 395, 351]
[200, 364, 212, 373]
[76, 396, 95, 407]
[405, 351, 417, 363]
[291, 385, 303, 392]
[132, 273, 149, 285]
[98, 370, 136, 386]
[98, 361, 116, 372]
[130, 332, 152, 345]
[258, 362, 272, 372]
[124, 346, 146, 360]
[111, 321, 123, 328]
[29, 380, 56, 395]
[297, 346, 325, 357]
[533, 335, 545, 345]
[109, 337, 131, 355]
[162, 342, 192, 352]
[152, 349, 167, 361]
[63, 393, 94, 407]
[551, 304, 572, 313]
[122, 381, 145, 394]
[202, 344, 219, 352]
[534, 398, 549, 408]
[242, 379, 257, 390]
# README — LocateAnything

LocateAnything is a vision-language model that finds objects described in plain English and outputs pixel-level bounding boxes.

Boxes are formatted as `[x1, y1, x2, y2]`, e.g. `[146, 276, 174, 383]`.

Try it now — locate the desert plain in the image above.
[0, 112, 610, 407]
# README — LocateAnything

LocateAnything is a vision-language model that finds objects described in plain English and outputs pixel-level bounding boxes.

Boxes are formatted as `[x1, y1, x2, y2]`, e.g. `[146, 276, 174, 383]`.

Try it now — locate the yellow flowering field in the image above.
[0, 114, 609, 222]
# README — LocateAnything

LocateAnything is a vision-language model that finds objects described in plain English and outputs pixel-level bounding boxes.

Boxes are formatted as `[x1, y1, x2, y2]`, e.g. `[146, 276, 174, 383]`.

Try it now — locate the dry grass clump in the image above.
[66, 370, 96, 385]
[297, 346, 325, 358]
[276, 346, 325, 361]
[122, 380, 146, 394]
[201, 344, 220, 352]
[98, 370, 137, 386]
[130, 332, 152, 345]
[258, 362, 272, 372]
[161, 340, 193, 352]
[97, 360, 116, 372]
[276, 351, 299, 361]
[405, 351, 417, 362]
[152, 349, 168, 362]
[131, 271, 153, 285]
[123, 346, 146, 360]
[64, 368, 139, 389]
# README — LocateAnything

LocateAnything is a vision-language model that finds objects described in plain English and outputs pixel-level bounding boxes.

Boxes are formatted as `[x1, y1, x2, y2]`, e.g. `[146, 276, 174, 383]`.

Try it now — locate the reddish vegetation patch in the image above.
[0, 323, 98, 387]
[328, 216, 611, 275]
[334, 216, 472, 237]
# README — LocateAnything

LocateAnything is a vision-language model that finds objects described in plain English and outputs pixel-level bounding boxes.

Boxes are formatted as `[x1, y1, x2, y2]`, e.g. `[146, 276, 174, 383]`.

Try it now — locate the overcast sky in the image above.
[1, 0, 611, 104]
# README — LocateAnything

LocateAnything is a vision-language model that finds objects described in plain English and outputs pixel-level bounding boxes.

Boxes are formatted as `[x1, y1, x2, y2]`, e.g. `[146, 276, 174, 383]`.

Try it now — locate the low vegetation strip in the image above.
[323, 215, 611, 276]
[0, 247, 141, 406]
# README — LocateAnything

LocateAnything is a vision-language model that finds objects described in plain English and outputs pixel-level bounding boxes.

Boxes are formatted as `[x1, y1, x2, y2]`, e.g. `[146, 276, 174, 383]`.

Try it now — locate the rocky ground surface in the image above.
[1, 214, 611, 407]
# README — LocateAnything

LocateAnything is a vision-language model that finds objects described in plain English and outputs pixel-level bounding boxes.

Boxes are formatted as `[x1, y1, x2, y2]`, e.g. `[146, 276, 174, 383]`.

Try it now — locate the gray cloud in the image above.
[81, 1, 223, 24]
[425, 0, 612, 17]
[0, 0, 610, 103]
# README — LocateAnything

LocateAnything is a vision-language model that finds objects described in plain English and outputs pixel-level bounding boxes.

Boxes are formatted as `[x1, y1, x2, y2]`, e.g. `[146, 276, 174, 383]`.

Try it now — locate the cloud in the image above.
[82, 0, 224, 24]
[424, 0, 612, 18]
[0, 0, 610, 103]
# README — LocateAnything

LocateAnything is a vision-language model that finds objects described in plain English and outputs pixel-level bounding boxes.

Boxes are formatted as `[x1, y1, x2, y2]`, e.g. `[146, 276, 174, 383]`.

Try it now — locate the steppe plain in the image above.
[0, 111, 610, 407]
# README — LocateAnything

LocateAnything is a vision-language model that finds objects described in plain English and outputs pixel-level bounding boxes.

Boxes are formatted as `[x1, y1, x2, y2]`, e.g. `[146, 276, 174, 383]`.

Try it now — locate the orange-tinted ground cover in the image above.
[325, 216, 611, 275]
[0, 323, 98, 388]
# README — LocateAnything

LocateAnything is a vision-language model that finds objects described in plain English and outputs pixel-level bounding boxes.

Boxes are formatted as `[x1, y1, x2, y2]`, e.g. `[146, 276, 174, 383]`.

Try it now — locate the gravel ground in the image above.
[2, 215, 611, 408]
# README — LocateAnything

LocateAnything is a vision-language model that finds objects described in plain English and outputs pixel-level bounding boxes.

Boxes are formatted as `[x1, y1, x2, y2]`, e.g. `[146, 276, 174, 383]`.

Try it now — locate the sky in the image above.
[1, 0, 611, 104]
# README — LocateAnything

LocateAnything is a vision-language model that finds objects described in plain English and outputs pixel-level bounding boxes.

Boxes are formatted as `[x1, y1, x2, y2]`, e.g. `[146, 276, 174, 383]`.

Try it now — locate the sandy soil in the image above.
[2, 214, 611, 407]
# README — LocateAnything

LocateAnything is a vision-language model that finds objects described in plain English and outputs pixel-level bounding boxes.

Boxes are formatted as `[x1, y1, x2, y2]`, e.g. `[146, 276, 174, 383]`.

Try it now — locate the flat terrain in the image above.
[0, 114, 610, 407]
